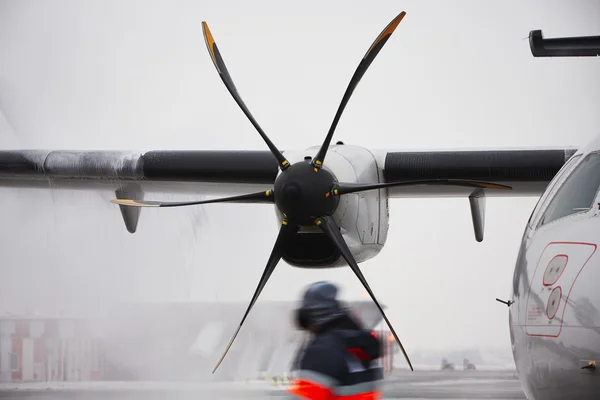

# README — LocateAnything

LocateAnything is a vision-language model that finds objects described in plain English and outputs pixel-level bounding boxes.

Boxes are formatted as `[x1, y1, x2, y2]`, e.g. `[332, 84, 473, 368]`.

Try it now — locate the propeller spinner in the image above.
[112, 11, 512, 374]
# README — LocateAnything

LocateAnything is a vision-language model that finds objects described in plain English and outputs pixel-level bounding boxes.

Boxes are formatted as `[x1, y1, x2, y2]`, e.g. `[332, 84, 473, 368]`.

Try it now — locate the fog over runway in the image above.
[0, 370, 526, 399]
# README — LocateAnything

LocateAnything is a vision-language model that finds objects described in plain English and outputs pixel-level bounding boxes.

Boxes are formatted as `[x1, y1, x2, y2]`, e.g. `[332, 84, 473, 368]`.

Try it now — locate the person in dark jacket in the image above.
[287, 281, 384, 399]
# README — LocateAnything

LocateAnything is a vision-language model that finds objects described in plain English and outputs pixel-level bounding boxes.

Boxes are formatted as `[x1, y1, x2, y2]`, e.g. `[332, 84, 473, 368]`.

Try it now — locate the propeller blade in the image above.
[312, 11, 406, 169]
[212, 220, 299, 373]
[330, 179, 512, 196]
[110, 190, 275, 208]
[201, 21, 291, 171]
[314, 216, 414, 371]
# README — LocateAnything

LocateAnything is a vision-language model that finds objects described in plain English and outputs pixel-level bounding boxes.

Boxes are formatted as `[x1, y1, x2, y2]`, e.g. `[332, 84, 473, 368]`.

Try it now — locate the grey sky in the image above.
[0, 0, 599, 353]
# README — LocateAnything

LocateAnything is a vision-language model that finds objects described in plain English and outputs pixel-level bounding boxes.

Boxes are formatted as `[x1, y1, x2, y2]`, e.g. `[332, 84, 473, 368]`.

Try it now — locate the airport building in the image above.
[0, 316, 103, 383]
[0, 301, 395, 383]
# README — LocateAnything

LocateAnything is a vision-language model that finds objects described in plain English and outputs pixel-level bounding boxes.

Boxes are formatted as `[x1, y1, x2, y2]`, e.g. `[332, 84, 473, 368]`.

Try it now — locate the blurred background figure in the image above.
[288, 281, 384, 399]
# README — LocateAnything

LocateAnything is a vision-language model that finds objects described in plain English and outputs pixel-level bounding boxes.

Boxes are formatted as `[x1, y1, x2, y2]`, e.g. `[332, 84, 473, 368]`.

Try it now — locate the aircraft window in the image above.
[527, 154, 581, 229]
[539, 152, 600, 227]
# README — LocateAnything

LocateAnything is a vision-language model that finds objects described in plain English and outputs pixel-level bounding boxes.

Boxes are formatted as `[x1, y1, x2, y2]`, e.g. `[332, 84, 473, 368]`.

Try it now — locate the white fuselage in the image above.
[509, 134, 600, 399]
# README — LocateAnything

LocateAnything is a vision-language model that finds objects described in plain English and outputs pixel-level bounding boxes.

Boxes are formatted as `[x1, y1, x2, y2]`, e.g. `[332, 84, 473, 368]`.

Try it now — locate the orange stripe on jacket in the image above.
[288, 378, 335, 400]
[287, 379, 382, 400]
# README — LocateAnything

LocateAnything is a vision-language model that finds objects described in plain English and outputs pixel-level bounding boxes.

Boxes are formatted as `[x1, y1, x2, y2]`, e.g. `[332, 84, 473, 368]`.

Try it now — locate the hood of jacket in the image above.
[298, 281, 347, 327]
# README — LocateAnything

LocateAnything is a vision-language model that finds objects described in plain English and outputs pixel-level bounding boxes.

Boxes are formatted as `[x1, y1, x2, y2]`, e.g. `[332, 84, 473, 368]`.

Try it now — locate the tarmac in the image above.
[0, 370, 526, 399]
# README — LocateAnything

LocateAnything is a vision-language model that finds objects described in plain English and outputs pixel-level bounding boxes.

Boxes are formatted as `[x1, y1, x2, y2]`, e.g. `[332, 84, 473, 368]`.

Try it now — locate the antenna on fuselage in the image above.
[528, 30, 600, 57]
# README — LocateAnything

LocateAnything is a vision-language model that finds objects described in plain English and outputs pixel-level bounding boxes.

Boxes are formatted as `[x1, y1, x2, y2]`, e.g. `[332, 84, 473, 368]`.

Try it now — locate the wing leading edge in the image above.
[0, 150, 277, 186]
[0, 148, 576, 189]
[382, 148, 577, 198]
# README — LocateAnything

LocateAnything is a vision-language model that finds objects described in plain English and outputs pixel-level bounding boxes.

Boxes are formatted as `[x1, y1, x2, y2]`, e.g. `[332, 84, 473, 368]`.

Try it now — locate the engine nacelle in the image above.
[274, 144, 390, 269]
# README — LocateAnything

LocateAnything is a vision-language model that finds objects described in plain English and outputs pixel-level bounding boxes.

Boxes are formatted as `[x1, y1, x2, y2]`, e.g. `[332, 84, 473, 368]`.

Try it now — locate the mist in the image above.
[0, 0, 599, 364]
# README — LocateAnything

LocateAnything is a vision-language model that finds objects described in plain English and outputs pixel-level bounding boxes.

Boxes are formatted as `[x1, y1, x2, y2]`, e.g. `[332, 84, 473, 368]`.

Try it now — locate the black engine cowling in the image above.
[282, 232, 341, 268]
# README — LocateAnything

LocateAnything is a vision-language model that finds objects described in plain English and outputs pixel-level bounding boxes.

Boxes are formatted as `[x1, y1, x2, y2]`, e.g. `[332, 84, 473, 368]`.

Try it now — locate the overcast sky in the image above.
[0, 0, 599, 354]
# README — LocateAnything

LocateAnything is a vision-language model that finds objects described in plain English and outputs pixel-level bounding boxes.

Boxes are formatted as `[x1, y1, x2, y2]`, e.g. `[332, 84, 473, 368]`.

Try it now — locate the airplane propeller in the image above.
[112, 11, 512, 374]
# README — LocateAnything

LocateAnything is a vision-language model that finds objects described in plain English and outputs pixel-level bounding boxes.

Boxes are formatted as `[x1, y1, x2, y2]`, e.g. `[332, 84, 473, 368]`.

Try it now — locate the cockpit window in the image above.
[527, 154, 581, 229]
[539, 152, 600, 227]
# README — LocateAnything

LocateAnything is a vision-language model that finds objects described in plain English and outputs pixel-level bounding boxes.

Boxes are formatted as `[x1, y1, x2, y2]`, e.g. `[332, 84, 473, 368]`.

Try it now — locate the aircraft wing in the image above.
[0, 149, 277, 194]
[0, 147, 576, 236]
[0, 147, 576, 195]
[378, 147, 577, 198]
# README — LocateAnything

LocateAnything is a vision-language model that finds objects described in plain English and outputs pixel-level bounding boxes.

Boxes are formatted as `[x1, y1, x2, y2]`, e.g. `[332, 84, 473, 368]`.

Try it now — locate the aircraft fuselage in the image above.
[509, 138, 600, 400]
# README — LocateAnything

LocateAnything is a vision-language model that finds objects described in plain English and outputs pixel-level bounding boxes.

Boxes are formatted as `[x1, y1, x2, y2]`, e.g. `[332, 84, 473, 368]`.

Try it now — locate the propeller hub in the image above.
[283, 183, 303, 200]
[274, 161, 340, 224]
